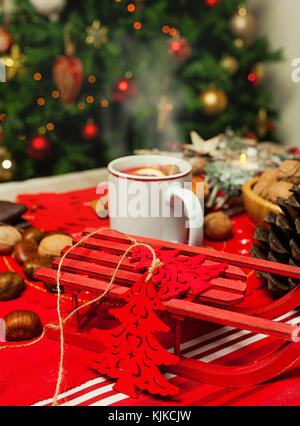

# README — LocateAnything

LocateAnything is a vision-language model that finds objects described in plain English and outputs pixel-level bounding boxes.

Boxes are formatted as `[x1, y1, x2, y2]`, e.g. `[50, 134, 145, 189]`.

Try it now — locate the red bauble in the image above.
[248, 72, 260, 86]
[27, 135, 52, 160]
[113, 78, 138, 102]
[168, 37, 191, 61]
[82, 121, 100, 140]
[205, 0, 221, 7]
[53, 55, 84, 105]
[0, 27, 12, 53]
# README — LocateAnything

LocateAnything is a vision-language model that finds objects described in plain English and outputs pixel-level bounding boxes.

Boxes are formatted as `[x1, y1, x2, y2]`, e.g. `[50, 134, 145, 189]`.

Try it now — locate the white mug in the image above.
[107, 155, 203, 246]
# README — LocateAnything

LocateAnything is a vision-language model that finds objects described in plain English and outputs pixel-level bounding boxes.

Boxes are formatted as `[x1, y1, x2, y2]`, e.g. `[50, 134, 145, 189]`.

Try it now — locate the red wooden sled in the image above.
[35, 228, 300, 388]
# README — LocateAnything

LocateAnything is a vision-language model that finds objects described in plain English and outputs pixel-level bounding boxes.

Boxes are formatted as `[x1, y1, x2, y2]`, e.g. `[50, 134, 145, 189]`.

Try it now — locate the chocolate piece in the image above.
[0, 201, 27, 225]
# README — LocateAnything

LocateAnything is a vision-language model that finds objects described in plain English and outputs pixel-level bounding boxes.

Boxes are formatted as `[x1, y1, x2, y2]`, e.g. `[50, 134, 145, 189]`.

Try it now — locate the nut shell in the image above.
[4, 310, 42, 341]
[38, 233, 73, 260]
[0, 225, 22, 255]
[204, 212, 233, 241]
[0, 272, 25, 301]
[277, 160, 300, 183]
[12, 240, 38, 265]
[23, 256, 52, 281]
[268, 181, 293, 203]
[23, 228, 44, 244]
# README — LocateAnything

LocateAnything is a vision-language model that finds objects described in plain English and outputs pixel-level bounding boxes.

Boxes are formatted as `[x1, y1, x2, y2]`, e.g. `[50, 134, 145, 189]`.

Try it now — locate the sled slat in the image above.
[82, 228, 300, 280]
[52, 257, 245, 305]
[61, 246, 247, 295]
[35, 268, 296, 341]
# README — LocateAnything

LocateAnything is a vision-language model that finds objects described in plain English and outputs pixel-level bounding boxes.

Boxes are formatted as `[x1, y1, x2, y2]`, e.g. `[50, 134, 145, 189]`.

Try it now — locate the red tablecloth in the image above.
[0, 187, 298, 406]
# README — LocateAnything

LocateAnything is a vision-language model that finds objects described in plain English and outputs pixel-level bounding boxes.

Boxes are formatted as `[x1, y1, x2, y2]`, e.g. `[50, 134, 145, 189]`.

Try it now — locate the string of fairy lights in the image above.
[0, 0, 270, 180]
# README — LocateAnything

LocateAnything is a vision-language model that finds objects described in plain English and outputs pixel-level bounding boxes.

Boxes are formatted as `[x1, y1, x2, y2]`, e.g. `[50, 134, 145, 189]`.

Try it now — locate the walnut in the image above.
[253, 168, 278, 199]
[38, 233, 73, 260]
[277, 160, 300, 183]
[204, 212, 233, 241]
[268, 181, 294, 203]
[189, 157, 207, 176]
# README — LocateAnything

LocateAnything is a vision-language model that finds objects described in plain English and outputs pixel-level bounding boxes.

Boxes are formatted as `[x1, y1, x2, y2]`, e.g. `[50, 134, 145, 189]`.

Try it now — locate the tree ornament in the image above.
[130, 248, 227, 300]
[220, 54, 239, 74]
[205, 0, 221, 7]
[200, 86, 228, 115]
[90, 274, 180, 399]
[113, 77, 138, 102]
[81, 120, 100, 140]
[168, 37, 191, 61]
[28, 0, 67, 22]
[2, 44, 25, 80]
[230, 6, 256, 44]
[53, 31, 84, 105]
[251, 185, 300, 297]
[0, 146, 15, 181]
[27, 135, 52, 160]
[86, 20, 108, 49]
[0, 23, 12, 53]
[256, 107, 268, 138]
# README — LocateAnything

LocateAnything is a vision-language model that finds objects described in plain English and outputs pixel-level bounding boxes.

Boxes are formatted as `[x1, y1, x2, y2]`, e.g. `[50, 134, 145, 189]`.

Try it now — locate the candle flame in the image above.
[240, 153, 248, 164]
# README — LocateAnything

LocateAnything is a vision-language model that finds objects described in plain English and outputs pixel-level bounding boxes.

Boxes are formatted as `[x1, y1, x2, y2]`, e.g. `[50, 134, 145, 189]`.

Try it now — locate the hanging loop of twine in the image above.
[0, 228, 163, 407]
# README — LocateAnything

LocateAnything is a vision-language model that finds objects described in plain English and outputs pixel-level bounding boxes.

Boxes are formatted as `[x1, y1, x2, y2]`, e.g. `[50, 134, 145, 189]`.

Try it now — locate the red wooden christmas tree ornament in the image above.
[130, 246, 227, 300]
[89, 274, 180, 399]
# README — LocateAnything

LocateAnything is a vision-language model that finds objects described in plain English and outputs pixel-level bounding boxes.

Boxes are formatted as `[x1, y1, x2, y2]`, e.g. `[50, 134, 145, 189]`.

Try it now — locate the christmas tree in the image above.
[0, 0, 282, 181]
[90, 275, 179, 398]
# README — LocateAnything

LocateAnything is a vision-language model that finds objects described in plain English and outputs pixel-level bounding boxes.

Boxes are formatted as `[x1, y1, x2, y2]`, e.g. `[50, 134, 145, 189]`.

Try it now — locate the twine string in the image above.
[0, 228, 162, 407]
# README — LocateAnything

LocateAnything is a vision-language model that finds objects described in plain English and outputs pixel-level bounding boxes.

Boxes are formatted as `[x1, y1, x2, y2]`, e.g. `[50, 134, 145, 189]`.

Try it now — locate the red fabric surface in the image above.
[0, 186, 296, 406]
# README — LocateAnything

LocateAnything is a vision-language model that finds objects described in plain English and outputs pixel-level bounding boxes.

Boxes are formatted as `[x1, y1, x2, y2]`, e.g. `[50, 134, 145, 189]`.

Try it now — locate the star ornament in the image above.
[2, 44, 26, 80]
[86, 20, 108, 49]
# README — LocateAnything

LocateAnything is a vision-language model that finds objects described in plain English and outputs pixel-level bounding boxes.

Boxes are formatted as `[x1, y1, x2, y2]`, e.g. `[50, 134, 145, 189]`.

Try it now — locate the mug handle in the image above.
[165, 187, 203, 246]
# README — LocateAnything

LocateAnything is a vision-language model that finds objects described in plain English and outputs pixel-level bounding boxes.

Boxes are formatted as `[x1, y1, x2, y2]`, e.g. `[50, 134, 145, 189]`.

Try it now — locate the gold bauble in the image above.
[230, 9, 256, 41]
[2, 44, 25, 80]
[200, 87, 228, 116]
[220, 54, 239, 74]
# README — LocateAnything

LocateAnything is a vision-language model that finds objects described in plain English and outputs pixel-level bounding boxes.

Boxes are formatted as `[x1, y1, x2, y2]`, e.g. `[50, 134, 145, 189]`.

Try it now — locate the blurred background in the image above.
[0, 0, 298, 182]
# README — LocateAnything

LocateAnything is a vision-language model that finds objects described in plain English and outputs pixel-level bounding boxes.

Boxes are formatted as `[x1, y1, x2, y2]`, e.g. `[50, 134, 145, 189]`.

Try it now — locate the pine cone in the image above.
[250, 185, 300, 297]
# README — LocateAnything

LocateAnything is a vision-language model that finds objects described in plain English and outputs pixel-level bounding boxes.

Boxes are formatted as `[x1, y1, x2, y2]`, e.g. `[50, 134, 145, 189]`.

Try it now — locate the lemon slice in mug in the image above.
[132, 168, 166, 177]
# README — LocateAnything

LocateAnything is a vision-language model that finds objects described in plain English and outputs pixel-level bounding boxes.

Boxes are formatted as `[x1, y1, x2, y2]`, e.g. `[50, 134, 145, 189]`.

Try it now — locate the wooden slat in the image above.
[72, 235, 247, 281]
[52, 257, 245, 305]
[82, 228, 300, 280]
[35, 268, 296, 342]
[61, 246, 247, 295]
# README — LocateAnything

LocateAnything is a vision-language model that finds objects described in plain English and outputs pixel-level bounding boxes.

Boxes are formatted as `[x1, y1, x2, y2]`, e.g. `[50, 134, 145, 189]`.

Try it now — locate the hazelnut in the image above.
[0, 272, 25, 301]
[204, 212, 233, 241]
[268, 181, 294, 203]
[0, 225, 22, 255]
[23, 228, 44, 244]
[4, 310, 42, 341]
[92, 195, 109, 219]
[38, 233, 73, 260]
[23, 256, 52, 281]
[12, 240, 38, 265]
